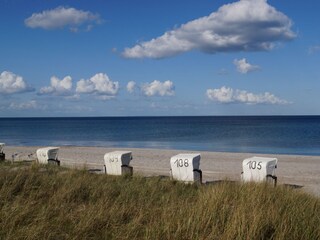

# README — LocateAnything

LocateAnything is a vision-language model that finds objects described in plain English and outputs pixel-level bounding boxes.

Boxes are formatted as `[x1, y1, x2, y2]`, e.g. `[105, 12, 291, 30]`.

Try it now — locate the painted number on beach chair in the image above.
[174, 159, 189, 168]
[109, 157, 119, 163]
[246, 161, 262, 170]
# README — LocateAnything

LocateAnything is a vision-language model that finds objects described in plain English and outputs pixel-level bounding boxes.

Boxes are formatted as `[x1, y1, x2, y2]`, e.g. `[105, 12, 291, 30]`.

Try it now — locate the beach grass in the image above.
[0, 162, 319, 239]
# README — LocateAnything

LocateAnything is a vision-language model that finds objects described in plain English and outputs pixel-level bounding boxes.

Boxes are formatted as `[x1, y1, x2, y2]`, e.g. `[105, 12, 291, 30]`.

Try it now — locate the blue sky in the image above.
[0, 0, 320, 117]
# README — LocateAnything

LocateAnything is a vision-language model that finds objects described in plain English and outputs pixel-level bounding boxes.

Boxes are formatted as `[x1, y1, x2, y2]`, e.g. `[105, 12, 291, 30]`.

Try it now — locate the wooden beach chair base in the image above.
[48, 159, 60, 166]
[0, 153, 5, 161]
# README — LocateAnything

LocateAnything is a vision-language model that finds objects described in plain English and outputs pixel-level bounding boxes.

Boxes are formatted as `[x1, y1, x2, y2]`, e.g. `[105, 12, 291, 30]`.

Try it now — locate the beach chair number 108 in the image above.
[246, 161, 262, 170]
[174, 159, 189, 167]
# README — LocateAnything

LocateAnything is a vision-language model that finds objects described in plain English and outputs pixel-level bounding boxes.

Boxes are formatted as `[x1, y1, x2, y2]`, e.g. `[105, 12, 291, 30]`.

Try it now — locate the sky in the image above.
[0, 0, 320, 117]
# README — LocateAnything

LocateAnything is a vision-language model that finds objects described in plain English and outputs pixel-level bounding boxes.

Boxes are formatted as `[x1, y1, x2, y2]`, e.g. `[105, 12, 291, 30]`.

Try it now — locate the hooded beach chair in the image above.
[104, 151, 133, 176]
[36, 147, 60, 166]
[170, 153, 202, 183]
[241, 156, 278, 186]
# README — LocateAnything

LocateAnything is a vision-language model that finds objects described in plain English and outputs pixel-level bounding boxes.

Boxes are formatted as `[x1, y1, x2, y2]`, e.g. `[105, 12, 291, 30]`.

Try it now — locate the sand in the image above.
[4, 146, 320, 197]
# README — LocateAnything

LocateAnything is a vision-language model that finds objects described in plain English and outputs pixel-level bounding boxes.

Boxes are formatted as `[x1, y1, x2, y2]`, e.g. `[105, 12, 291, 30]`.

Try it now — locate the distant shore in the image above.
[5, 146, 320, 196]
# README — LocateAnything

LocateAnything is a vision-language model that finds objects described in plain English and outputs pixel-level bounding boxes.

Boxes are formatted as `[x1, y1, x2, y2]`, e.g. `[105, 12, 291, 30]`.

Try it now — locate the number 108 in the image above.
[174, 159, 189, 167]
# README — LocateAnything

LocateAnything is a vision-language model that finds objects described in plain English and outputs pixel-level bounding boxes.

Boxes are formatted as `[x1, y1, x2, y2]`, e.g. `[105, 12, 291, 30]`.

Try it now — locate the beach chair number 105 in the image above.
[246, 161, 262, 170]
[174, 159, 189, 167]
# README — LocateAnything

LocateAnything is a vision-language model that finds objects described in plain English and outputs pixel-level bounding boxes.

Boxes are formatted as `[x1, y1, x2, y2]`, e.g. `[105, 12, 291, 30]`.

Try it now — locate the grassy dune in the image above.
[0, 162, 319, 240]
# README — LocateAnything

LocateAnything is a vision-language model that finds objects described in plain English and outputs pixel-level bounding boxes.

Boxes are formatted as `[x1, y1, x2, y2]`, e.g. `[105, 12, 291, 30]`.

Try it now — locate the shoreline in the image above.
[4, 146, 320, 197]
[5, 144, 320, 157]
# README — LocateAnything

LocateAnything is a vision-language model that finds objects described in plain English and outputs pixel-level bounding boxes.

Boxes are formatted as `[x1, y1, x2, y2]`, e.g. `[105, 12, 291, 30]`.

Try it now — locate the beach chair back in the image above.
[36, 147, 60, 165]
[170, 153, 202, 183]
[241, 157, 277, 185]
[104, 151, 133, 176]
[0, 143, 5, 161]
[0, 143, 5, 152]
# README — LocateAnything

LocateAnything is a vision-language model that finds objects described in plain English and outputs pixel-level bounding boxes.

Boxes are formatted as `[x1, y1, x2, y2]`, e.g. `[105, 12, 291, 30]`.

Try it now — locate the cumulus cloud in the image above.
[126, 81, 136, 93]
[142, 80, 174, 97]
[206, 86, 289, 105]
[234, 58, 260, 74]
[0, 71, 33, 94]
[76, 73, 119, 99]
[39, 76, 73, 96]
[25, 6, 101, 31]
[123, 0, 295, 59]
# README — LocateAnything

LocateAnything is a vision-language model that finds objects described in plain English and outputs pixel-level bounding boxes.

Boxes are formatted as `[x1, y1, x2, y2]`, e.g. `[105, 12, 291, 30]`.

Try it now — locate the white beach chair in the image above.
[170, 153, 202, 183]
[241, 156, 278, 186]
[104, 151, 133, 176]
[36, 147, 60, 166]
[0, 143, 5, 161]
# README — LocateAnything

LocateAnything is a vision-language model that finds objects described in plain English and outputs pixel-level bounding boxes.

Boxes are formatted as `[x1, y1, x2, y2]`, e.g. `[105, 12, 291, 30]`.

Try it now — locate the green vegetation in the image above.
[0, 162, 319, 240]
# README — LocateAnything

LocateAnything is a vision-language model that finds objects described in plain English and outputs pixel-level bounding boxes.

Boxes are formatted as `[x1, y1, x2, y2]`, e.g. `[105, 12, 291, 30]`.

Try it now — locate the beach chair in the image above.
[104, 151, 133, 176]
[241, 156, 278, 186]
[170, 153, 202, 184]
[36, 147, 60, 166]
[0, 143, 5, 161]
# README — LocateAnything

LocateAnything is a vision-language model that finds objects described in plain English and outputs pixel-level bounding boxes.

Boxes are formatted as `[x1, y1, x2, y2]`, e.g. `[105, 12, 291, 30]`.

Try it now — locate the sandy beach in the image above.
[5, 146, 320, 197]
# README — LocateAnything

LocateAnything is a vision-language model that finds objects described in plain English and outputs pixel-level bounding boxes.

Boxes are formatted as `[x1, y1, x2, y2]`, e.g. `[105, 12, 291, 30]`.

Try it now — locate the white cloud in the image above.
[76, 73, 119, 99]
[308, 45, 320, 54]
[123, 0, 295, 59]
[142, 80, 175, 97]
[206, 86, 289, 105]
[25, 6, 101, 31]
[126, 81, 136, 93]
[39, 76, 73, 96]
[0, 71, 33, 94]
[9, 100, 44, 110]
[234, 58, 260, 74]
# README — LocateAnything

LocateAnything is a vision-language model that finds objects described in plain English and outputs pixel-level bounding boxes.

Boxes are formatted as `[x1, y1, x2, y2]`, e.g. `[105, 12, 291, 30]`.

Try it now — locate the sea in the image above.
[1, 116, 320, 156]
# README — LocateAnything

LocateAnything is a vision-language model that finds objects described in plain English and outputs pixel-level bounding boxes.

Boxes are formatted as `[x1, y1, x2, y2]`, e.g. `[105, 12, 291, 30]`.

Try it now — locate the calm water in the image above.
[1, 116, 320, 155]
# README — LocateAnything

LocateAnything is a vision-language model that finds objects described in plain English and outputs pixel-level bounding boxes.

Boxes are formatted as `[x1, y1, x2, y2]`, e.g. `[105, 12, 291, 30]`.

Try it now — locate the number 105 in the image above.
[246, 161, 262, 170]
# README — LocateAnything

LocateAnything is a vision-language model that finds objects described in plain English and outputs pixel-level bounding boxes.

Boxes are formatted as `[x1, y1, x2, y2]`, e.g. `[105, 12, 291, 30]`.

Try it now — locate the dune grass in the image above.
[0, 162, 319, 240]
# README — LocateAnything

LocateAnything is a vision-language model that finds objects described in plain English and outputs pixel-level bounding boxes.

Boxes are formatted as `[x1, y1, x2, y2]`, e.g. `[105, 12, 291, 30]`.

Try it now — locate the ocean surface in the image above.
[1, 116, 320, 155]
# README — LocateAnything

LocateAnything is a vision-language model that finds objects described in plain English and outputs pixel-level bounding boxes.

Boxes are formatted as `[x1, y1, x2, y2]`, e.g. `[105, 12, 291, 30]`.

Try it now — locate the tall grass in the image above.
[0, 162, 319, 239]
